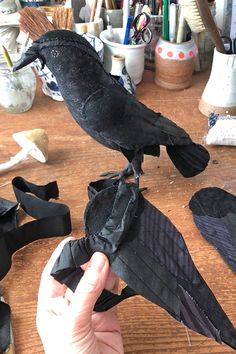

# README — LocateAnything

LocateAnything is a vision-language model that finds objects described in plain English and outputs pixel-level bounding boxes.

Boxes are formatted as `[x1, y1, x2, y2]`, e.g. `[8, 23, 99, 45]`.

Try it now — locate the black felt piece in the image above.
[13, 30, 210, 179]
[0, 301, 10, 352]
[51, 179, 236, 350]
[189, 187, 236, 273]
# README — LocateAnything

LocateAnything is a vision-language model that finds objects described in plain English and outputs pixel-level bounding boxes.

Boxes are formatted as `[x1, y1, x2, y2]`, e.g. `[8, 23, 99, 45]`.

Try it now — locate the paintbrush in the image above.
[176, 0, 205, 43]
[19, 7, 55, 41]
[176, 0, 206, 70]
[89, 0, 97, 22]
[52, 7, 74, 29]
[2, 45, 13, 69]
[195, 0, 225, 53]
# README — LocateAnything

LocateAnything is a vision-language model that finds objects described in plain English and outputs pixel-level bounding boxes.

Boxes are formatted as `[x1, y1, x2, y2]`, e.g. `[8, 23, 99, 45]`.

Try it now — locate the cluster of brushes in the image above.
[175, 0, 225, 71]
[177, 0, 225, 53]
[19, 6, 74, 41]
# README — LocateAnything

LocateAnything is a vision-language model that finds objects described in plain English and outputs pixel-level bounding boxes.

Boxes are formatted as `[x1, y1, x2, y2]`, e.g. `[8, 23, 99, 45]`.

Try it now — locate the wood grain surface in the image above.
[0, 69, 236, 354]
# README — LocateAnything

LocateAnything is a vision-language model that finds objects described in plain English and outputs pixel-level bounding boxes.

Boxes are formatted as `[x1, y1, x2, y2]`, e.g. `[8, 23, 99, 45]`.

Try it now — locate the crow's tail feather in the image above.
[166, 143, 210, 178]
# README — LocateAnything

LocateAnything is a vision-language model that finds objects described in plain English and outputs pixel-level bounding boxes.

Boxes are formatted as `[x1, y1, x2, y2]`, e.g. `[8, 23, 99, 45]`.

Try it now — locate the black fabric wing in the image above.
[51, 179, 236, 350]
[82, 86, 192, 151]
[189, 187, 236, 273]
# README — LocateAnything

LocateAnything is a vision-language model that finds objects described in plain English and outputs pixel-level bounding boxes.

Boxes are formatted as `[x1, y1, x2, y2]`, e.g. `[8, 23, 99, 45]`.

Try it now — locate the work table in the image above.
[0, 69, 236, 353]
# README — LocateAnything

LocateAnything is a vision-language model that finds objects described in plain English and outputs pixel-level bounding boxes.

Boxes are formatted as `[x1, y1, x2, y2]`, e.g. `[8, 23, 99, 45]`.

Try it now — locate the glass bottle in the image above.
[0, 55, 36, 113]
[110, 54, 136, 95]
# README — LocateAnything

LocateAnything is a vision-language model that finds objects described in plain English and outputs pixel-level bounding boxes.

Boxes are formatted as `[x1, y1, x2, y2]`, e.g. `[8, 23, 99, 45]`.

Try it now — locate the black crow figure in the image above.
[13, 30, 210, 182]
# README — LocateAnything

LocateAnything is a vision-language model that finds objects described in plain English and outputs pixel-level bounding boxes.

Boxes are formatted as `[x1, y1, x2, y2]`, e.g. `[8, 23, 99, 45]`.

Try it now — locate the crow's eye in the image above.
[51, 49, 59, 57]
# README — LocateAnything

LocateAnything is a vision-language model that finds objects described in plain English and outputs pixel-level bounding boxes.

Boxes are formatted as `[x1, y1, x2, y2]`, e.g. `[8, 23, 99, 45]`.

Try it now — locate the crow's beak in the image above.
[12, 46, 39, 72]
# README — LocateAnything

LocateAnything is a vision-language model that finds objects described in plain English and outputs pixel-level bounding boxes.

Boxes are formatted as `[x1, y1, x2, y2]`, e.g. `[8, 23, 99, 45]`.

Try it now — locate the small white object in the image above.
[0, 129, 49, 173]
[110, 54, 136, 94]
[142, 4, 151, 15]
[230, 0, 236, 39]
[64, 0, 72, 8]
[205, 115, 236, 146]
[133, 2, 143, 18]
[94, 0, 103, 21]
[73, 17, 104, 37]
[169, 3, 177, 42]
[107, 15, 114, 41]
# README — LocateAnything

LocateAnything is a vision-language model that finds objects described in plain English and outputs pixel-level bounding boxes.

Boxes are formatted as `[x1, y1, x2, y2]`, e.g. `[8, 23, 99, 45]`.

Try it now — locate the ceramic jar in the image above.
[154, 37, 197, 90]
[73, 18, 104, 38]
[0, 56, 36, 113]
[0, 0, 17, 14]
[110, 54, 135, 95]
[199, 48, 236, 116]
[100, 28, 146, 85]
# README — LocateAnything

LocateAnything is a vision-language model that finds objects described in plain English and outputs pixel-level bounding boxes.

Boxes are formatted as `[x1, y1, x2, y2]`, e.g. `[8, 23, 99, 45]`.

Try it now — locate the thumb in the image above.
[68, 252, 109, 328]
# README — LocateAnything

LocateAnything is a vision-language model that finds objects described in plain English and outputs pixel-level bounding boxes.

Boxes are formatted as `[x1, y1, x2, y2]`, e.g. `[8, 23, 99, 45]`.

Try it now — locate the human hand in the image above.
[37, 237, 124, 354]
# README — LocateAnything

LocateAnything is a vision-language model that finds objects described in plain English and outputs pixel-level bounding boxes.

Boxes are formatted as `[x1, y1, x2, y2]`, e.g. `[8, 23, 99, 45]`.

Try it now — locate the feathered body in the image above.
[13, 30, 210, 179]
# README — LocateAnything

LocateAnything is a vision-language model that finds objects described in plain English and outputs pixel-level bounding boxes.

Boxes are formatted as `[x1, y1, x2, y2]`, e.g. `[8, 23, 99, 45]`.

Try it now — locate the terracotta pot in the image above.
[199, 48, 236, 116]
[154, 37, 197, 90]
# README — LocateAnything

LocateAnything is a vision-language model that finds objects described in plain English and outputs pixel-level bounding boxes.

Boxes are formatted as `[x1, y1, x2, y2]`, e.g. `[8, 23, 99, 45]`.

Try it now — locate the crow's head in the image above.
[13, 30, 100, 73]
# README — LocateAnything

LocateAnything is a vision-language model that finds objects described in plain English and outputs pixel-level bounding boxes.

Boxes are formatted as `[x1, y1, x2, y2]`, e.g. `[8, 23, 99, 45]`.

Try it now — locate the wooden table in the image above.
[1, 69, 236, 354]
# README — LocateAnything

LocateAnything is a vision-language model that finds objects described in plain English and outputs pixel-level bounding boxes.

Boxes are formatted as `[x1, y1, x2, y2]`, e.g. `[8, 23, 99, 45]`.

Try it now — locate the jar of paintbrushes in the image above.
[154, 0, 198, 90]
[0, 49, 36, 113]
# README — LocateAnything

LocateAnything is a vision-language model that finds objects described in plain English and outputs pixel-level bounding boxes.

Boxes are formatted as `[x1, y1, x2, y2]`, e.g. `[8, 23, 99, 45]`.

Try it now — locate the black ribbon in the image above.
[0, 176, 72, 352]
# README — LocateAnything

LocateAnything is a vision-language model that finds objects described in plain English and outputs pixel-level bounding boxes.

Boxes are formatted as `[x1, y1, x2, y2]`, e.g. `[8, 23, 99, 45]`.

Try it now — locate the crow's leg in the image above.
[100, 149, 144, 184]
[100, 163, 134, 179]
[130, 151, 144, 185]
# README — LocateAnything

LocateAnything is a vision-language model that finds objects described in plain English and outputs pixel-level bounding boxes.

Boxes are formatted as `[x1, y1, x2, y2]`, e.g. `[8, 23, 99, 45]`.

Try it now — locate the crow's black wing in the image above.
[82, 84, 192, 151]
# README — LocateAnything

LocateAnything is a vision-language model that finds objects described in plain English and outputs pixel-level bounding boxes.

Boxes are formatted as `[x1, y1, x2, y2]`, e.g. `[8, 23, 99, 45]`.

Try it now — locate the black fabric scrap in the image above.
[189, 187, 236, 273]
[51, 179, 236, 351]
[0, 176, 72, 352]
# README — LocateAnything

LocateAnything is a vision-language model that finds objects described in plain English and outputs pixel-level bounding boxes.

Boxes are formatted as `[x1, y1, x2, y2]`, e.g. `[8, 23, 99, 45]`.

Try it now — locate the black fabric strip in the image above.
[0, 177, 72, 352]
[0, 176, 72, 281]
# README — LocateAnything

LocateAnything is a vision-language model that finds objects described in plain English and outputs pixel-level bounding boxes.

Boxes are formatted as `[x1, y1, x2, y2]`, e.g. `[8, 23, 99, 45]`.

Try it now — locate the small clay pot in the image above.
[199, 48, 236, 116]
[154, 37, 197, 90]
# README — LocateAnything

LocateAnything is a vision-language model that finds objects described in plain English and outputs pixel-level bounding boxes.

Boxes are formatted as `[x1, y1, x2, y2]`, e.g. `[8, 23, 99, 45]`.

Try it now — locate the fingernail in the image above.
[91, 252, 106, 272]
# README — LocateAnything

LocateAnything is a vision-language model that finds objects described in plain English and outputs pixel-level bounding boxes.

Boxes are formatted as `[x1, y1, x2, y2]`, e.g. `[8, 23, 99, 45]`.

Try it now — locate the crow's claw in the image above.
[100, 164, 134, 180]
